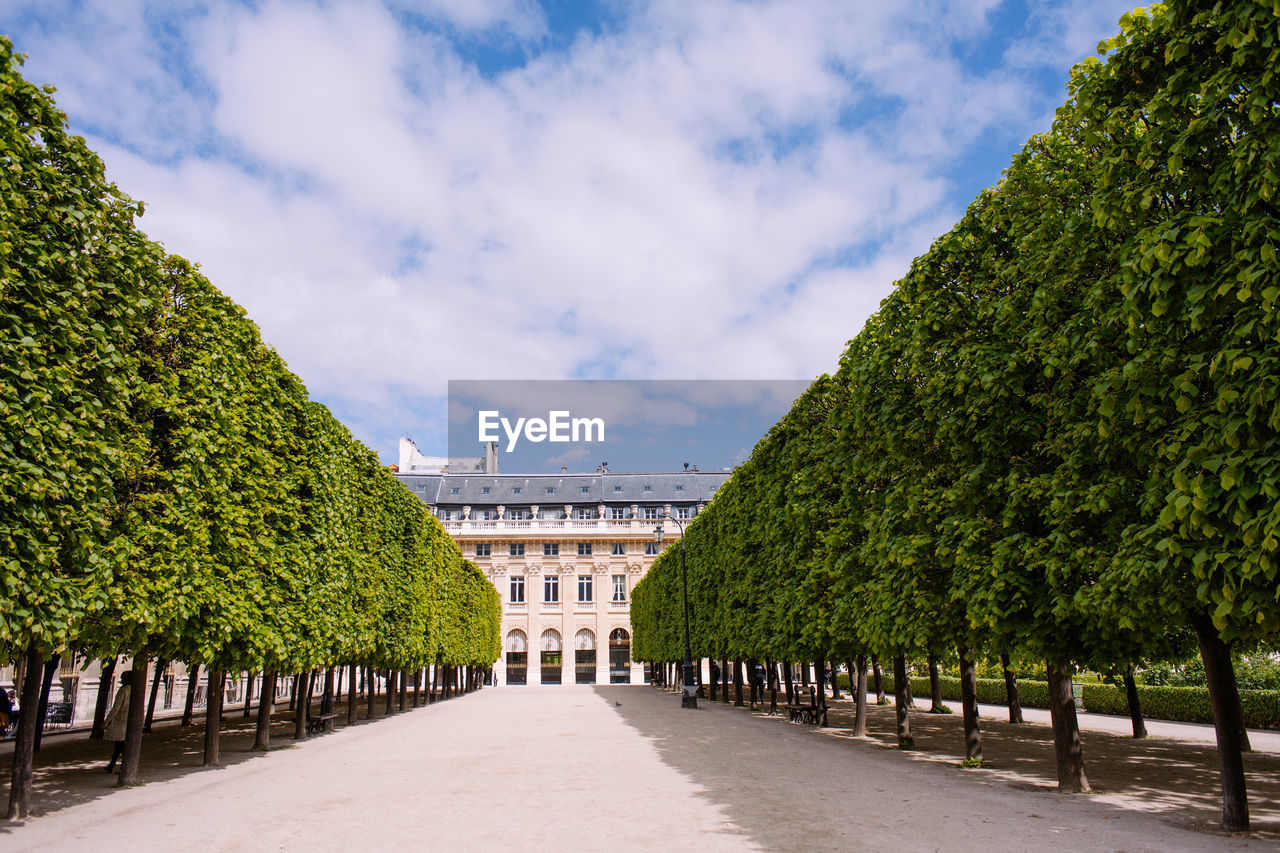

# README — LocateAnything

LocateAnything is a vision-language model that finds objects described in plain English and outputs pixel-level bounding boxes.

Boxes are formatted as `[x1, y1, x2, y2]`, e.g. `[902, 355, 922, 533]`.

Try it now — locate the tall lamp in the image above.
[654, 513, 697, 709]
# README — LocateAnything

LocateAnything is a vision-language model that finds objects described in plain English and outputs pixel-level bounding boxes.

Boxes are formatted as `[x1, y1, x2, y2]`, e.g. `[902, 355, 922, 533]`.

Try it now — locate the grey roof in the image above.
[398, 470, 729, 506]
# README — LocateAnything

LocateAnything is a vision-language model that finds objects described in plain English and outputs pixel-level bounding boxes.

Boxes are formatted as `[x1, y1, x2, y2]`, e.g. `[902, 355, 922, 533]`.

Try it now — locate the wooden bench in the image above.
[784, 688, 827, 726]
[307, 712, 338, 735]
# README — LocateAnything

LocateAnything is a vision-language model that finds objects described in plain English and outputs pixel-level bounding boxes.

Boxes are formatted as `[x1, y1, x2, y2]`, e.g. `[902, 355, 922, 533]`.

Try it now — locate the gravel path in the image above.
[2, 685, 1277, 852]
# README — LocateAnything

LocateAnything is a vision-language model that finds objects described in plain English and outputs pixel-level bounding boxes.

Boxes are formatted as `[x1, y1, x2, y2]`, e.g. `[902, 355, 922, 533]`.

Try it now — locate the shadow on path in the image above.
[596, 685, 1278, 852]
[0, 696, 442, 831]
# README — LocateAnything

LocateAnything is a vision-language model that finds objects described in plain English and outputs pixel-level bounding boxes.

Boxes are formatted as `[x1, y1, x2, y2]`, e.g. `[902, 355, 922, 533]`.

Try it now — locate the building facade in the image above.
[398, 468, 729, 685]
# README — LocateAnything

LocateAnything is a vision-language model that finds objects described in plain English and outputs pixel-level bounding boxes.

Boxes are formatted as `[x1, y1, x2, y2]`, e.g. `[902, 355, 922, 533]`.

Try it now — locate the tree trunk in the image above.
[815, 658, 827, 709]
[90, 656, 118, 740]
[872, 657, 886, 704]
[709, 662, 718, 702]
[1194, 615, 1250, 831]
[254, 672, 276, 751]
[1001, 654, 1024, 723]
[782, 661, 793, 705]
[386, 670, 396, 712]
[321, 666, 336, 716]
[733, 660, 744, 707]
[748, 658, 758, 707]
[144, 659, 167, 733]
[903, 665, 914, 709]
[894, 654, 914, 749]
[116, 654, 149, 784]
[800, 660, 810, 687]
[288, 674, 298, 711]
[1046, 661, 1089, 792]
[399, 669, 408, 710]
[414, 668, 422, 707]
[304, 668, 317, 721]
[367, 667, 377, 716]
[830, 659, 842, 699]
[853, 655, 868, 737]
[202, 667, 224, 767]
[928, 654, 945, 713]
[348, 665, 359, 725]
[32, 652, 58, 753]
[243, 672, 255, 718]
[958, 647, 982, 765]
[7, 644, 44, 819]
[294, 670, 311, 740]
[1122, 669, 1147, 739]
[721, 658, 730, 703]
[181, 663, 200, 726]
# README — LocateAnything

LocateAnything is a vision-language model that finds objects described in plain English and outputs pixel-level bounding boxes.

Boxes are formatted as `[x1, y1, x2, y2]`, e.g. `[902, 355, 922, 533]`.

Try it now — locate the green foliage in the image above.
[0, 38, 152, 655]
[634, 2, 1280, 717]
[0, 43, 499, 675]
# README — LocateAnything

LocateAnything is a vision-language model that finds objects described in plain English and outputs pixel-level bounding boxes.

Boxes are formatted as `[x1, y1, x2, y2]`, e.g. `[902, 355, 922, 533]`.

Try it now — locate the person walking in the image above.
[103, 670, 133, 773]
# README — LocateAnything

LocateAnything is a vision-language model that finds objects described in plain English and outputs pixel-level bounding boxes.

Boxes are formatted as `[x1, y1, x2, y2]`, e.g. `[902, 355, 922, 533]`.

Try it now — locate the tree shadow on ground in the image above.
[0, 697, 428, 830]
[819, 698, 1280, 833]
[597, 685, 1279, 850]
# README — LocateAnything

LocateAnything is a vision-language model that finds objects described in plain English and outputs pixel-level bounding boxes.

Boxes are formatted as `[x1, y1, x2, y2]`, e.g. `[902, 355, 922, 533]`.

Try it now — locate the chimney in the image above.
[484, 441, 498, 474]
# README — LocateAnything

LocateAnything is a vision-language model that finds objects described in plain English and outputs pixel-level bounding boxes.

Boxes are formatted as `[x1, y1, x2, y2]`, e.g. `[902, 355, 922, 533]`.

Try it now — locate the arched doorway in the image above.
[540, 628, 563, 685]
[575, 629, 597, 684]
[506, 629, 528, 685]
[609, 628, 631, 683]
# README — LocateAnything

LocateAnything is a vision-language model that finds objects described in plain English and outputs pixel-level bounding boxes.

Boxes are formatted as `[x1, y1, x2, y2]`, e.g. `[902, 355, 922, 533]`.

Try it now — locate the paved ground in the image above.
[2, 685, 1278, 852]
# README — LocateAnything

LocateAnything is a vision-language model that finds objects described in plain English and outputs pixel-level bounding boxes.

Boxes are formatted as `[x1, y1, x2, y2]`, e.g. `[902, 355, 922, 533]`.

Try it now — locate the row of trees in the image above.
[1, 38, 500, 819]
[634, 0, 1278, 832]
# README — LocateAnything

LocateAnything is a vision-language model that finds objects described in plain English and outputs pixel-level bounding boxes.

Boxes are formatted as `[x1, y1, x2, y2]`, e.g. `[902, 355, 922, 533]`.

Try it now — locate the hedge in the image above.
[839, 673, 1280, 730]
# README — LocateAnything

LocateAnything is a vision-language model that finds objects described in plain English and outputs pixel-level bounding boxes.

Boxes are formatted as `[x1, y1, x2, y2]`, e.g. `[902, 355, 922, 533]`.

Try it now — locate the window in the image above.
[543, 542, 559, 557]
[509, 575, 525, 603]
[475, 508, 497, 520]
[677, 506, 691, 519]
[475, 543, 491, 557]
[580, 486, 590, 493]
[512, 487, 521, 494]
[675, 485, 684, 491]
[611, 507, 627, 519]
[545, 487, 556, 494]
[613, 485, 622, 492]
[572, 507, 596, 519]
[577, 575, 593, 603]
[642, 507, 660, 519]
[612, 575, 626, 602]
[509, 543, 524, 557]
[644, 542, 659, 556]
[508, 508, 530, 520]
[450, 487, 460, 494]
[481, 487, 491, 494]
[611, 543, 625, 556]
[544, 575, 559, 603]
[577, 542, 592, 556]
[643, 485, 652, 492]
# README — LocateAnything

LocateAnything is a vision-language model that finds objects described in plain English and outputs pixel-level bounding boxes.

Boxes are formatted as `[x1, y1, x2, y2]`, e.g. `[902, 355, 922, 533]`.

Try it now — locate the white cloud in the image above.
[6, 0, 1139, 457]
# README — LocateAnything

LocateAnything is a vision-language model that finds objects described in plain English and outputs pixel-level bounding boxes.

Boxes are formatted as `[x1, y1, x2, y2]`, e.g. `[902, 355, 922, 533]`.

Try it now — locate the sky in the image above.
[4, 0, 1139, 466]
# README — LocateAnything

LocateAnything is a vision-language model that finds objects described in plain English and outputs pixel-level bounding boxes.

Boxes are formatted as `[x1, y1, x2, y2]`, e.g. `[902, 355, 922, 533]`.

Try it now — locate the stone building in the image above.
[398, 466, 729, 685]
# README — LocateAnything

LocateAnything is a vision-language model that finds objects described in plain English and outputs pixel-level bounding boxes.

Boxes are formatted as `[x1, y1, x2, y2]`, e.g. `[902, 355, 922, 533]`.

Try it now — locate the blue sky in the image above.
[5, 0, 1138, 467]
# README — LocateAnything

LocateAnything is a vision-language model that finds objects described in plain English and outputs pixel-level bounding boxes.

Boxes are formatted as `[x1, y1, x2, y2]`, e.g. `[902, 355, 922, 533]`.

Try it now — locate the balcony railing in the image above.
[438, 518, 674, 534]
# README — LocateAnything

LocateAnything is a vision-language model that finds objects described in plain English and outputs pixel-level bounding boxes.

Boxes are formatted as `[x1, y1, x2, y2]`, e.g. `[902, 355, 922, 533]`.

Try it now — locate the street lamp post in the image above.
[654, 513, 697, 709]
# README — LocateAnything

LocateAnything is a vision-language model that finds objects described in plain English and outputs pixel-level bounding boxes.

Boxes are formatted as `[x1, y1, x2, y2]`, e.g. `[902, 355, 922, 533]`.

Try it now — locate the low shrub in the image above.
[835, 671, 1280, 729]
